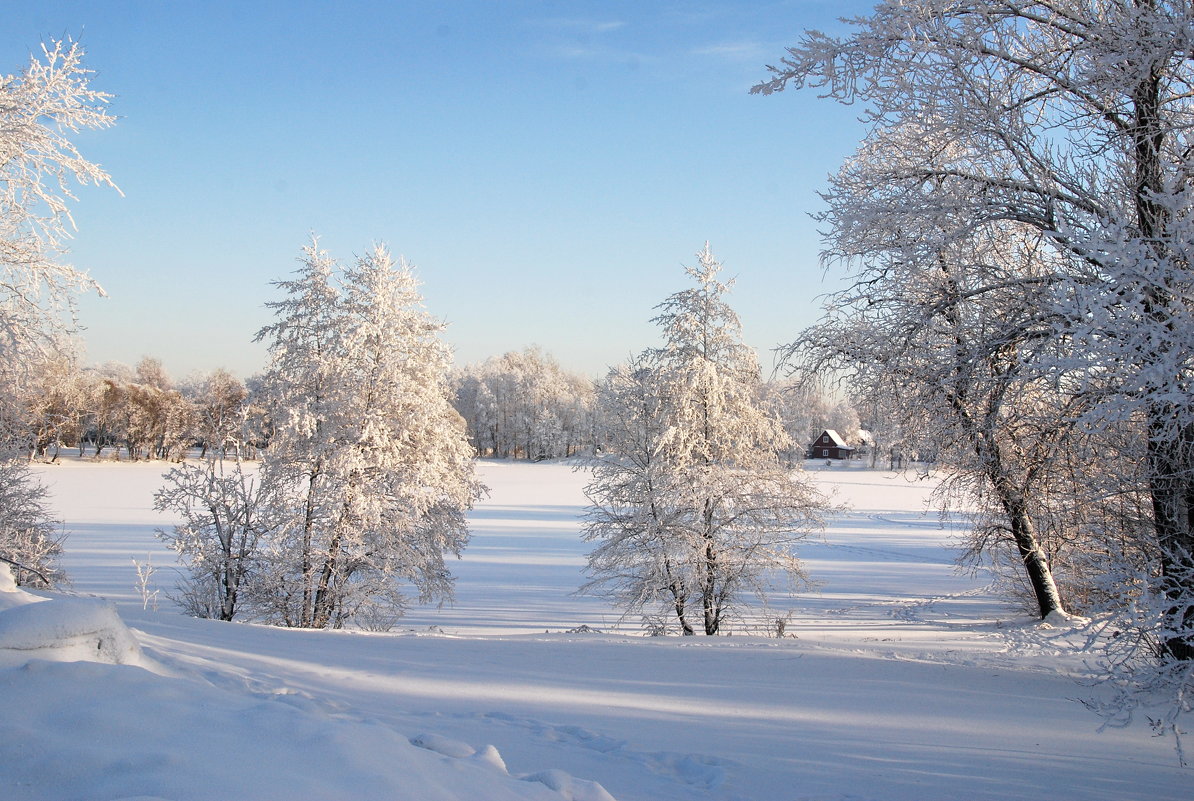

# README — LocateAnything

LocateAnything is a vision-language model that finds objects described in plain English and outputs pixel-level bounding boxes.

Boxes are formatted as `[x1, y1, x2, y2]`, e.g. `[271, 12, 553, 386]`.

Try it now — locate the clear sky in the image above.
[5, 0, 872, 380]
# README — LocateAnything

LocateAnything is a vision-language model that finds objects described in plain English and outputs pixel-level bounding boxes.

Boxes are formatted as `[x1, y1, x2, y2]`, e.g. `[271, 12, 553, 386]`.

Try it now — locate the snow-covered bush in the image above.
[0, 458, 63, 588]
[155, 456, 273, 621]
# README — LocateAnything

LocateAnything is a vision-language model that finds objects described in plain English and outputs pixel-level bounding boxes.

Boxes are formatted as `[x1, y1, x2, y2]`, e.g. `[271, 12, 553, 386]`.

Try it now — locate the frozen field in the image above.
[1, 458, 1187, 800]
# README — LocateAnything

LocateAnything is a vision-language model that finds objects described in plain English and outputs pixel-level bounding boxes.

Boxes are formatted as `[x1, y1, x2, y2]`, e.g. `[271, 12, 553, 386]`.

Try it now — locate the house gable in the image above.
[810, 429, 854, 460]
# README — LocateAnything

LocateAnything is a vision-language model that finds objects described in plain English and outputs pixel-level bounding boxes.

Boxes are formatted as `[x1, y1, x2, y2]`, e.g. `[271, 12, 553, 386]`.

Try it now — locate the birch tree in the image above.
[756, 0, 1194, 648]
[583, 245, 824, 634]
[0, 40, 116, 584]
[254, 241, 480, 629]
[582, 355, 697, 634]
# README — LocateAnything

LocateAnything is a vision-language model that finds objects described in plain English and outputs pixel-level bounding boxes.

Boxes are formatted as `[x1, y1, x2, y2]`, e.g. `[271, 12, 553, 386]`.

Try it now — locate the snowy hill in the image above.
[1, 459, 1186, 801]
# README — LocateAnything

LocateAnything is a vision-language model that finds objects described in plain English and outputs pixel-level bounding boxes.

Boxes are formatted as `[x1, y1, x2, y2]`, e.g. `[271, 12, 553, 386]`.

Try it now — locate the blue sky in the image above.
[5, 1, 871, 379]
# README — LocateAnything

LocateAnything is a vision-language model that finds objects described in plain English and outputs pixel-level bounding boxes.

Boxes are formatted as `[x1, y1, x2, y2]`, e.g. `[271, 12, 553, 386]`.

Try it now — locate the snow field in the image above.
[1, 458, 1186, 800]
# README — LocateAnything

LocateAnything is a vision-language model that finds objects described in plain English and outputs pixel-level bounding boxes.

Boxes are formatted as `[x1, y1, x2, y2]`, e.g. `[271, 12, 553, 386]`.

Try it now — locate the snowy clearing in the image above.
[1, 458, 1186, 801]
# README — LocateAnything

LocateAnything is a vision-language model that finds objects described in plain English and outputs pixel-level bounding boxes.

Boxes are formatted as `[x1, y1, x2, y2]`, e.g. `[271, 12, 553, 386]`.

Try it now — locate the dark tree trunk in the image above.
[1148, 414, 1194, 660]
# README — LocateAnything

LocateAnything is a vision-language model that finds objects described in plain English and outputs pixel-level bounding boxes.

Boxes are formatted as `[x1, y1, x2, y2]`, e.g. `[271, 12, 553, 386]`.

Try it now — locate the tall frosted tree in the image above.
[0, 40, 116, 584]
[755, 0, 1194, 749]
[583, 244, 824, 635]
[755, 0, 1194, 656]
[253, 241, 480, 629]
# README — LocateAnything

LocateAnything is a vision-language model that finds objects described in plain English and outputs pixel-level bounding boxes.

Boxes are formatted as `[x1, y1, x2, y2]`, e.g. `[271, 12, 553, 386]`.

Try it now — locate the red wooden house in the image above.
[809, 429, 854, 460]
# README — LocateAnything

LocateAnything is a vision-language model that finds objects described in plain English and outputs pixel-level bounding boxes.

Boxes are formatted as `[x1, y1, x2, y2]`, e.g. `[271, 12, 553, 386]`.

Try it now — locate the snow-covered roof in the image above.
[819, 429, 851, 448]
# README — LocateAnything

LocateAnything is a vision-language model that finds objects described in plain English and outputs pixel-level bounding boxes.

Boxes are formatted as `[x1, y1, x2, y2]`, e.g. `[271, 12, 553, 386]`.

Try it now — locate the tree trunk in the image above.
[299, 471, 319, 627]
[663, 559, 694, 636]
[701, 499, 720, 635]
[987, 462, 1065, 619]
[311, 529, 342, 629]
[1004, 492, 1065, 619]
[1148, 414, 1194, 660]
[671, 583, 694, 636]
[1132, 55, 1194, 659]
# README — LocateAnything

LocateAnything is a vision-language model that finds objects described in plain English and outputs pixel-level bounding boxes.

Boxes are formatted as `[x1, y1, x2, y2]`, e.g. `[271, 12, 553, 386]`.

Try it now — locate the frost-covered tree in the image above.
[19, 346, 87, 461]
[86, 360, 194, 461]
[0, 40, 116, 584]
[251, 242, 341, 626]
[582, 355, 698, 633]
[254, 241, 480, 629]
[583, 245, 824, 635]
[154, 456, 273, 621]
[755, 0, 1194, 655]
[184, 368, 249, 458]
[0, 39, 116, 367]
[792, 209, 1084, 619]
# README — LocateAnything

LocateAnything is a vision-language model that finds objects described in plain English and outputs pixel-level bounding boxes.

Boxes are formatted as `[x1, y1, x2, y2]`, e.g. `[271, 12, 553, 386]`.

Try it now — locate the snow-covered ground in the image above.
[3, 458, 1187, 800]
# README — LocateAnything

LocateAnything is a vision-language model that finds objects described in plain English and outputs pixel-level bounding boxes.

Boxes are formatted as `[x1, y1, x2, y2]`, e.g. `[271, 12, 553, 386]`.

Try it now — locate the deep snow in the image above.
[1, 458, 1186, 801]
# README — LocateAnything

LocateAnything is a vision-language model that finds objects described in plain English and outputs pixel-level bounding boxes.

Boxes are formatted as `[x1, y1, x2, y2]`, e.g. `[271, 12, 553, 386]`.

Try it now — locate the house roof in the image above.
[818, 429, 851, 448]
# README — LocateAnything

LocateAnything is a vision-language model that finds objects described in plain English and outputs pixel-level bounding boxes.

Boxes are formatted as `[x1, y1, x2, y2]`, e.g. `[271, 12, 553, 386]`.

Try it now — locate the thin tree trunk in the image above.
[986, 446, 1065, 619]
[702, 498, 720, 635]
[663, 558, 694, 635]
[312, 529, 342, 629]
[299, 471, 319, 627]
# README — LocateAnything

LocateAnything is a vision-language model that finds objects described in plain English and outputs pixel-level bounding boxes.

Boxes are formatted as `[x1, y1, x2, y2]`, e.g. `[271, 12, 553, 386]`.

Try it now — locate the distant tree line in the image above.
[449, 346, 868, 465]
[13, 354, 261, 463]
[451, 347, 597, 460]
[9, 336, 876, 478]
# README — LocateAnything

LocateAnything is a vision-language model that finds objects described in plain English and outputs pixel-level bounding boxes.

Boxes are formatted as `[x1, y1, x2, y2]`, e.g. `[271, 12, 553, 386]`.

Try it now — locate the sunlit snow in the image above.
[0, 459, 1185, 801]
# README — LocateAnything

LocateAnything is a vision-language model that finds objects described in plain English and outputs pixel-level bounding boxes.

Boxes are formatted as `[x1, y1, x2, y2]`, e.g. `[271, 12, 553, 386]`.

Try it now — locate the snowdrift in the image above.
[0, 568, 147, 669]
[0, 566, 614, 801]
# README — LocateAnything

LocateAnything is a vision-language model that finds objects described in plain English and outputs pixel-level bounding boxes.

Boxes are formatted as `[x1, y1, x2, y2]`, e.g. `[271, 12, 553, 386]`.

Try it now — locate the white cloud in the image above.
[527, 17, 627, 36]
[691, 41, 770, 62]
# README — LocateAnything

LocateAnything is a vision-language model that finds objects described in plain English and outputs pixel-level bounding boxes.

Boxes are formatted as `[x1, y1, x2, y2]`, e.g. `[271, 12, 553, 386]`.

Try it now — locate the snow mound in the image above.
[0, 565, 151, 669]
[0, 595, 145, 666]
[412, 731, 480, 758]
[412, 731, 616, 800]
[522, 769, 618, 801]
[0, 566, 618, 800]
[472, 742, 510, 773]
[0, 564, 45, 610]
